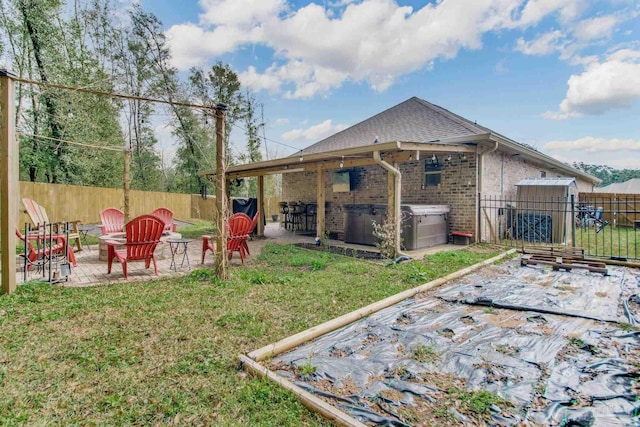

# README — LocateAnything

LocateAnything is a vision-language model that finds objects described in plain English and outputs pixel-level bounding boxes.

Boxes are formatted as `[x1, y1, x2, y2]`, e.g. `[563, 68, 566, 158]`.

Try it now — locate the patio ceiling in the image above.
[198, 136, 484, 179]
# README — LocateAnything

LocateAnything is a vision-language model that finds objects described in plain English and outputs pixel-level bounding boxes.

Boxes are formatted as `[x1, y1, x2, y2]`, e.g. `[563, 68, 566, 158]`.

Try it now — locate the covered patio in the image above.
[199, 138, 481, 254]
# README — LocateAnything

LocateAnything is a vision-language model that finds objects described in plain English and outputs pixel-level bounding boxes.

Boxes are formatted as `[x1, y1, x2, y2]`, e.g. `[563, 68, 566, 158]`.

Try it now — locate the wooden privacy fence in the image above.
[19, 181, 282, 226]
[579, 192, 639, 227]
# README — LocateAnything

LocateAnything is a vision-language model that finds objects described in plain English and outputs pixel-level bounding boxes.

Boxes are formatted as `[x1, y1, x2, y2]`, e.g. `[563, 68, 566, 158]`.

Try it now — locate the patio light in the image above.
[340, 156, 344, 168]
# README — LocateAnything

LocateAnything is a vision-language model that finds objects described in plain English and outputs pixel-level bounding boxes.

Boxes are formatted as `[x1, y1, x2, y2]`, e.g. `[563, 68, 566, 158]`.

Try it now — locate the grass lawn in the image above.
[176, 219, 217, 240]
[0, 244, 501, 426]
[575, 225, 639, 259]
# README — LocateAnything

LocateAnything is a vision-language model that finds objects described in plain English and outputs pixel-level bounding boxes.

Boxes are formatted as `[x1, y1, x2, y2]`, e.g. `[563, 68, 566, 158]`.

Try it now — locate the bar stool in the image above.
[305, 203, 317, 232]
[279, 202, 290, 230]
[289, 202, 305, 231]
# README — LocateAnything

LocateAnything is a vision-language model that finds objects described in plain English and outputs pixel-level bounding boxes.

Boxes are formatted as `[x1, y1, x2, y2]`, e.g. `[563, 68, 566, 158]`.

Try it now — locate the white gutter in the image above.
[373, 150, 401, 254]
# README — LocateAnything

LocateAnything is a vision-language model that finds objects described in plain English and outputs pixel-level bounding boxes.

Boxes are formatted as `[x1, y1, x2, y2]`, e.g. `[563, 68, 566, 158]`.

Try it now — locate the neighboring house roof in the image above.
[301, 97, 487, 154]
[298, 97, 600, 184]
[517, 178, 577, 187]
[596, 178, 640, 194]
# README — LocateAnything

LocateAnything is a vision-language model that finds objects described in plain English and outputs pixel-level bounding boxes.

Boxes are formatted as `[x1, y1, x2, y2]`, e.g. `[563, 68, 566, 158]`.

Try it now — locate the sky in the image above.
[145, 0, 640, 169]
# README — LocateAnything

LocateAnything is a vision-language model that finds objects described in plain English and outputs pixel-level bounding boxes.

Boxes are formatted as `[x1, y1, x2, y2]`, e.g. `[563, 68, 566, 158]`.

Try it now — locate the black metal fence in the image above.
[478, 194, 640, 260]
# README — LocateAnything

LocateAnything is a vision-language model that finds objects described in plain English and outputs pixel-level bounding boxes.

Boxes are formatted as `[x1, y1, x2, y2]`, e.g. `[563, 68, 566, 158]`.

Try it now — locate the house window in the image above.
[540, 171, 546, 178]
[424, 159, 442, 187]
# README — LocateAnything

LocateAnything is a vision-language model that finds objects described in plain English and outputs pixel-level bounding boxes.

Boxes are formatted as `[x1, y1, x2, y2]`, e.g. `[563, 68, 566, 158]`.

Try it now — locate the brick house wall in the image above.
[282, 155, 478, 236]
[282, 148, 597, 243]
[481, 149, 594, 198]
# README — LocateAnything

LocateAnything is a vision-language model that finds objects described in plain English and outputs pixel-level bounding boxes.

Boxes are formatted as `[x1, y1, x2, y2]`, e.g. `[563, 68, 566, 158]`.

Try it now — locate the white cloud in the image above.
[542, 137, 640, 152]
[515, 30, 566, 55]
[600, 157, 640, 169]
[543, 136, 640, 168]
[515, 0, 582, 27]
[238, 66, 282, 93]
[275, 118, 289, 125]
[281, 120, 348, 142]
[165, 23, 262, 69]
[548, 52, 640, 117]
[607, 48, 640, 62]
[198, 0, 285, 26]
[154, 124, 178, 165]
[165, 0, 544, 98]
[540, 110, 576, 120]
[573, 15, 619, 41]
[164, 0, 634, 101]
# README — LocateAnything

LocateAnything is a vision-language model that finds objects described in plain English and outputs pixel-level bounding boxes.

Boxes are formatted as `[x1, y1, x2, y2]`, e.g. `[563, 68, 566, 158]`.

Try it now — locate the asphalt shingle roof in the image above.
[596, 178, 640, 194]
[300, 97, 488, 155]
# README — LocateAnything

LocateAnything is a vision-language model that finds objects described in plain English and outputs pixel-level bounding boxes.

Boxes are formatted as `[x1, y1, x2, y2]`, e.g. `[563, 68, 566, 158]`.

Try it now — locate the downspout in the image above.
[476, 139, 499, 243]
[373, 150, 401, 255]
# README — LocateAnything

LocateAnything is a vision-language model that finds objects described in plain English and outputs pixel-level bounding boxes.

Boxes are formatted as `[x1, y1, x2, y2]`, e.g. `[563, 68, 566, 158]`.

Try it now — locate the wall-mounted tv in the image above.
[332, 170, 350, 192]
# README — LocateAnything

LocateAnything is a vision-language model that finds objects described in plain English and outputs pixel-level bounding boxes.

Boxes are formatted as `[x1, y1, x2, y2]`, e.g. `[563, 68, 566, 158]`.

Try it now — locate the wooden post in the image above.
[1, 70, 17, 294]
[215, 104, 228, 280]
[387, 165, 394, 221]
[123, 147, 131, 222]
[257, 175, 265, 236]
[316, 165, 325, 237]
[394, 162, 401, 254]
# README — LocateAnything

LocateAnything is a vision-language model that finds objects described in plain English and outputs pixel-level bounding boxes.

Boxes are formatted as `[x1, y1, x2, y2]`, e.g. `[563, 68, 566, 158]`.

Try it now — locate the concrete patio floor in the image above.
[15, 222, 457, 288]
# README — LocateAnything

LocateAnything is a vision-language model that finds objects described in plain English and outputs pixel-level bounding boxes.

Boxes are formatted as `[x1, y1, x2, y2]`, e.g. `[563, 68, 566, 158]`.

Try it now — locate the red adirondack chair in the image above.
[150, 207, 177, 232]
[16, 229, 77, 270]
[241, 212, 260, 256]
[106, 214, 165, 279]
[201, 213, 253, 264]
[99, 208, 125, 235]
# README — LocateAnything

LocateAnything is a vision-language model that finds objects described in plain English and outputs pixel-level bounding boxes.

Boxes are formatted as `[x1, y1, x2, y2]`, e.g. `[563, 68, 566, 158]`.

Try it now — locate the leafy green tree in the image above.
[8, 0, 123, 185]
[572, 162, 640, 187]
[114, 4, 165, 191]
[3, 0, 271, 198]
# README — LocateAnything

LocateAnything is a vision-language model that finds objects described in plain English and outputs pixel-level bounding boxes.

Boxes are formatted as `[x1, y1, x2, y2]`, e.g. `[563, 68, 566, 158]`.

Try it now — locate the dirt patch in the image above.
[459, 315, 475, 325]
[396, 313, 414, 325]
[329, 346, 351, 358]
[294, 243, 384, 260]
[483, 311, 525, 329]
[476, 265, 508, 279]
[361, 333, 380, 347]
[495, 344, 520, 356]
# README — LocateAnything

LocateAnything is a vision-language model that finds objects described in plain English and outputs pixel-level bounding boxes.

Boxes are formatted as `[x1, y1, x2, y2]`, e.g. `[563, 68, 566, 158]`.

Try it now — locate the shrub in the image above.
[372, 217, 400, 259]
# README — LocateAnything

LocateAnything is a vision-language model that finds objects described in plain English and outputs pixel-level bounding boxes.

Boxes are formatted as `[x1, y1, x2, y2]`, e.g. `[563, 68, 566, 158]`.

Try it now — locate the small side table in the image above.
[167, 238, 192, 271]
[78, 225, 93, 250]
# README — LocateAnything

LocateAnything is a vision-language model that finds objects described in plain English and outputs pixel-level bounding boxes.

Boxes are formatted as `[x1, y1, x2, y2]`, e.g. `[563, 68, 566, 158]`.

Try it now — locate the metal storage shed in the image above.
[515, 178, 577, 244]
